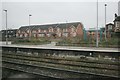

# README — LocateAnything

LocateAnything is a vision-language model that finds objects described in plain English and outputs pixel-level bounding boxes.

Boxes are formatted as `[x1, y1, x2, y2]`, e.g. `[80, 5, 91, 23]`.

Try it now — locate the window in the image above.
[32, 30, 36, 33]
[56, 33, 61, 37]
[38, 29, 41, 32]
[20, 34, 23, 37]
[24, 33, 28, 37]
[33, 34, 36, 37]
[49, 27, 53, 32]
[9, 35, 11, 37]
[27, 30, 30, 33]
[47, 34, 51, 37]
[116, 22, 120, 28]
[63, 28, 68, 32]
[16, 34, 18, 37]
[71, 26, 76, 32]
[5, 35, 7, 37]
[44, 30, 46, 32]
[18, 30, 20, 33]
[57, 28, 60, 32]
[63, 33, 68, 37]
[38, 34, 44, 37]
[65, 29, 68, 32]
[11, 31, 13, 33]
[63, 29, 65, 32]
[117, 22, 120, 27]
[108, 25, 112, 30]
[71, 28, 74, 32]
[72, 32, 76, 37]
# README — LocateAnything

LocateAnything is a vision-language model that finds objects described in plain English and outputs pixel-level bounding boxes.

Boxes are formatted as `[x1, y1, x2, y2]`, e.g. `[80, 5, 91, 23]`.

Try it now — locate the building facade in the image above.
[87, 27, 107, 41]
[0, 29, 17, 41]
[106, 23, 115, 38]
[87, 29, 100, 41]
[16, 22, 84, 39]
[114, 14, 120, 32]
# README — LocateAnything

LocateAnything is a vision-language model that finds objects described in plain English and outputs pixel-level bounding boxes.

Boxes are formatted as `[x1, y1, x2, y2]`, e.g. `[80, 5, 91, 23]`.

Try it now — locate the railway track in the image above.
[2, 52, 119, 78]
[2, 67, 63, 80]
[3, 52, 119, 65]
[3, 58, 119, 79]
[3, 61, 77, 79]
[2, 53, 118, 70]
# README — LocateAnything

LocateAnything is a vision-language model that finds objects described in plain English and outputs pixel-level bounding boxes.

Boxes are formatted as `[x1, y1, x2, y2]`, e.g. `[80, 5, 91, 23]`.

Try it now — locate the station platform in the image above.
[1, 44, 119, 52]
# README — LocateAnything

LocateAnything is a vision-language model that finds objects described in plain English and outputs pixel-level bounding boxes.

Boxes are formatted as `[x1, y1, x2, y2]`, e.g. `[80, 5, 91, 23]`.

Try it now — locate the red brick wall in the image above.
[76, 23, 84, 38]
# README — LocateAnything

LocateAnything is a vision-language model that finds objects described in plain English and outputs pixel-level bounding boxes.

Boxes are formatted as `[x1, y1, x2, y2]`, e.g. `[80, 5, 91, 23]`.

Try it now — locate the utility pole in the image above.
[96, 0, 99, 47]
[105, 4, 107, 41]
[3, 9, 8, 45]
[29, 14, 32, 40]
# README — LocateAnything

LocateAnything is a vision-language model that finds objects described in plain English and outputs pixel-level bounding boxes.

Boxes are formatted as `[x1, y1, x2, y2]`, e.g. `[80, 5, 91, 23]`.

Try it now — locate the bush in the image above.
[57, 36, 119, 48]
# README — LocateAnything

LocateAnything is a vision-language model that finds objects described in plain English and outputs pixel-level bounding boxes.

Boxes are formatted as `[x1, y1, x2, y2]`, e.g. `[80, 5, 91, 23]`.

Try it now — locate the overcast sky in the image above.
[1, 0, 119, 30]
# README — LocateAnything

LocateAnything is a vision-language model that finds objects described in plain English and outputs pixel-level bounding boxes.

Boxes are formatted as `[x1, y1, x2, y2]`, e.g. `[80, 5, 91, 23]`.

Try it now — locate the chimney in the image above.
[115, 13, 117, 19]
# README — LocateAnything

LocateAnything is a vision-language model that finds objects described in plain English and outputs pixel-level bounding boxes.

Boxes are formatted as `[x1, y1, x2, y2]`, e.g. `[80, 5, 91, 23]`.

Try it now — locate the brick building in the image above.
[16, 22, 84, 39]
[114, 14, 120, 32]
[106, 23, 115, 38]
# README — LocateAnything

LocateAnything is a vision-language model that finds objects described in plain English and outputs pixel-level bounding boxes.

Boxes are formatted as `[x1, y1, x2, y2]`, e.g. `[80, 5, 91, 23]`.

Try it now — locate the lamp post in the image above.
[96, 0, 99, 47]
[3, 9, 8, 45]
[29, 14, 32, 40]
[105, 4, 107, 41]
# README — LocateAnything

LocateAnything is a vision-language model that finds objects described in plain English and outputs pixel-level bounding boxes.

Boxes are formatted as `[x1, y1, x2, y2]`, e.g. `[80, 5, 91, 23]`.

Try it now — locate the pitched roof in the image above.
[106, 23, 114, 26]
[19, 22, 82, 31]
[1, 29, 18, 31]
[87, 29, 101, 32]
